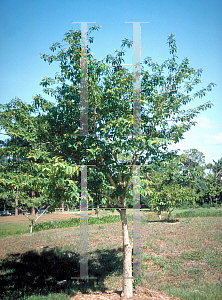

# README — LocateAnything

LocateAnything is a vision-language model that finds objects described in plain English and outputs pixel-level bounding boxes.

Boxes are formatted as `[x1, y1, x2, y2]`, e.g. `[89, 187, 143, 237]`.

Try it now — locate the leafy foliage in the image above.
[142, 154, 196, 219]
[0, 27, 217, 297]
[1, 29, 215, 211]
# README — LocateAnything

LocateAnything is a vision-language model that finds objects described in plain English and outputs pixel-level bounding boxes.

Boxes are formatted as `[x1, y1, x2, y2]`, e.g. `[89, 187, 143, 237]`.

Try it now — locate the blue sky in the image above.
[0, 0, 221, 164]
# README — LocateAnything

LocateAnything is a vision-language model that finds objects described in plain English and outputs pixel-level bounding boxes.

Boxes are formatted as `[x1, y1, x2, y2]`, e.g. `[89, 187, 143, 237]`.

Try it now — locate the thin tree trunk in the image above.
[31, 191, 35, 215]
[167, 212, 170, 221]
[30, 220, 34, 234]
[15, 197, 18, 216]
[120, 208, 133, 298]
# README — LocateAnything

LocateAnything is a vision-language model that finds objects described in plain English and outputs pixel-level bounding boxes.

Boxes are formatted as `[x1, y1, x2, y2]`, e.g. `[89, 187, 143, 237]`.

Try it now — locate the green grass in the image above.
[24, 293, 71, 300]
[0, 223, 30, 237]
[1, 207, 221, 238]
[32, 214, 125, 232]
[142, 207, 222, 222]
[0, 214, 131, 237]
[174, 208, 222, 218]
[165, 283, 222, 300]
[0, 216, 221, 299]
[0, 208, 221, 299]
[141, 216, 222, 300]
[173, 206, 222, 213]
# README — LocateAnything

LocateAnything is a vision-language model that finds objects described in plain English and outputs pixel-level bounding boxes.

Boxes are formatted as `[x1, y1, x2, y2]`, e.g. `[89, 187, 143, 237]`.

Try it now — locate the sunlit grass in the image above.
[0, 209, 221, 299]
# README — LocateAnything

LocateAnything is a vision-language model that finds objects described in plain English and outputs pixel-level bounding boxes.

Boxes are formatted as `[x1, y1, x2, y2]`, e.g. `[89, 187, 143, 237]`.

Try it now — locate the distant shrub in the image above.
[202, 203, 212, 209]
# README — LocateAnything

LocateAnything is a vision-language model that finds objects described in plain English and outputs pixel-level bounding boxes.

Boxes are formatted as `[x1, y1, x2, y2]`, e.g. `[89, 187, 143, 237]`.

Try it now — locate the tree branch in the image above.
[100, 154, 117, 189]
[111, 149, 124, 187]
[100, 193, 124, 208]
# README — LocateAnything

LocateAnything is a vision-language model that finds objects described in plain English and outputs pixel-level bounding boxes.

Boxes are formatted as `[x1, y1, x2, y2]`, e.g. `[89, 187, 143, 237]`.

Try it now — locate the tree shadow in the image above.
[144, 219, 179, 223]
[0, 246, 123, 299]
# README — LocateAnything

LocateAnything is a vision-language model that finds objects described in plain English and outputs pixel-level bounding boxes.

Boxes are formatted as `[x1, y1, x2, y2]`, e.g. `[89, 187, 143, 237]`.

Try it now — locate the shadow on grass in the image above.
[144, 219, 180, 223]
[0, 246, 123, 299]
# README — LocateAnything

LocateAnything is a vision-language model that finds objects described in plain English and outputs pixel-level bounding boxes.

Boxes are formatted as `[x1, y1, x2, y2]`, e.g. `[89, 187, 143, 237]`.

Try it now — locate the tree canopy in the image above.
[1, 27, 215, 209]
[0, 26, 216, 297]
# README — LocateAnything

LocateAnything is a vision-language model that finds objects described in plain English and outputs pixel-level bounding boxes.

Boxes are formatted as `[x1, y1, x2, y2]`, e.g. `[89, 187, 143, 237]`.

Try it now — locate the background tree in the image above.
[181, 149, 207, 205]
[142, 154, 196, 220]
[205, 158, 222, 205]
[0, 119, 80, 232]
[210, 159, 222, 189]
[0, 27, 215, 298]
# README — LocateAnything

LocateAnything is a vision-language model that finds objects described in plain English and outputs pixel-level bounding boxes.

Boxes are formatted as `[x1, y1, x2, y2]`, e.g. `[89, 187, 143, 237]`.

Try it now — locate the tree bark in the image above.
[167, 211, 171, 221]
[30, 191, 36, 215]
[30, 220, 34, 234]
[15, 197, 18, 216]
[30, 206, 35, 215]
[120, 208, 133, 298]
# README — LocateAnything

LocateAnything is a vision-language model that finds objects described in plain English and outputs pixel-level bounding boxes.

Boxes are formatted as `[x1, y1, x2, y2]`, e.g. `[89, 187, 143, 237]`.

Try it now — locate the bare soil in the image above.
[71, 286, 180, 299]
[0, 213, 79, 223]
[0, 211, 120, 224]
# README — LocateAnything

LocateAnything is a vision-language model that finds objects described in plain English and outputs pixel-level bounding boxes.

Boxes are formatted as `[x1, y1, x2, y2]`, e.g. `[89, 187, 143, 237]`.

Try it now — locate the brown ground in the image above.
[0, 212, 79, 223]
[0, 211, 118, 224]
[1, 212, 220, 300]
[70, 286, 180, 299]
[0, 212, 181, 299]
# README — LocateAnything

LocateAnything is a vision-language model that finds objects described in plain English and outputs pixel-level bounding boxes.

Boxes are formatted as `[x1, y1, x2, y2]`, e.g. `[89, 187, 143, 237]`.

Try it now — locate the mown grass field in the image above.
[0, 209, 118, 237]
[0, 208, 221, 299]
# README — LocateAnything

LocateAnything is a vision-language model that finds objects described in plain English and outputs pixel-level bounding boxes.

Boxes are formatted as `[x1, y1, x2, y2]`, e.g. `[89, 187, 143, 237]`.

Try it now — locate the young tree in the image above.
[0, 130, 80, 232]
[0, 27, 215, 297]
[143, 155, 196, 220]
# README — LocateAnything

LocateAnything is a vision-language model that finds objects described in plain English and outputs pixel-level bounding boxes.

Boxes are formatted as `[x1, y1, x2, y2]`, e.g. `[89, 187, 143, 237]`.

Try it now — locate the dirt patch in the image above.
[0, 213, 80, 224]
[0, 210, 149, 225]
[71, 286, 180, 299]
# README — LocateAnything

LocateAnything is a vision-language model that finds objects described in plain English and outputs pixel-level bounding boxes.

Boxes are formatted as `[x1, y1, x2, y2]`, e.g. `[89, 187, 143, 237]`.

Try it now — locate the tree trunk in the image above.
[167, 211, 171, 221]
[158, 213, 162, 220]
[30, 206, 35, 215]
[31, 191, 35, 215]
[30, 220, 34, 234]
[120, 208, 133, 298]
[15, 197, 18, 216]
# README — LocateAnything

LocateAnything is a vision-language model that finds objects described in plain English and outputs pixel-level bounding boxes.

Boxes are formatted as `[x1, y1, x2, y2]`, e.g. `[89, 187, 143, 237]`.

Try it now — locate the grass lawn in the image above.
[172, 207, 222, 218]
[0, 209, 221, 299]
[0, 212, 81, 237]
